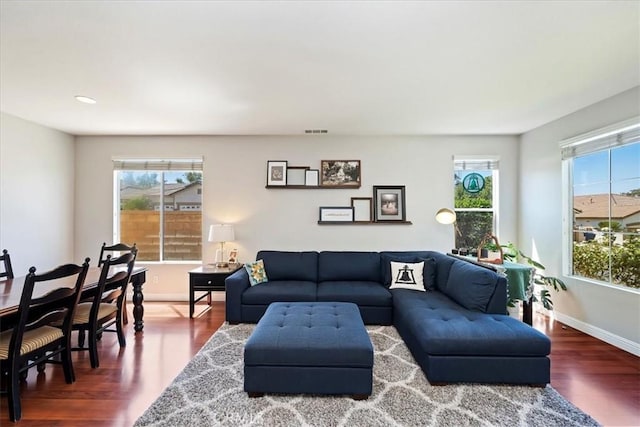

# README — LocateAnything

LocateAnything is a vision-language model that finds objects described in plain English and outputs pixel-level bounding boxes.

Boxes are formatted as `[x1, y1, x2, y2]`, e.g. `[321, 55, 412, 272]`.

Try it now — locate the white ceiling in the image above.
[1, 1, 638, 136]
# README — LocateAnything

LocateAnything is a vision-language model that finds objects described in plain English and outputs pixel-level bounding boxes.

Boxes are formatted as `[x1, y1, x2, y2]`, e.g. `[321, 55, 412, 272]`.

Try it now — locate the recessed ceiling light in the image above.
[75, 95, 97, 104]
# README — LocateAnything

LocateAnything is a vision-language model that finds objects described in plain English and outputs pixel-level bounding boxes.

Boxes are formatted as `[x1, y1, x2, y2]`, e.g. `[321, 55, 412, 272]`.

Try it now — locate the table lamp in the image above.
[208, 224, 235, 267]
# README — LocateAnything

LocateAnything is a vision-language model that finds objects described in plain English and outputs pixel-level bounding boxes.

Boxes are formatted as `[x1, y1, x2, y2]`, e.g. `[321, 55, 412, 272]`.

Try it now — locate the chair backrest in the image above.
[9, 258, 90, 360]
[93, 249, 138, 313]
[0, 249, 14, 279]
[98, 242, 136, 267]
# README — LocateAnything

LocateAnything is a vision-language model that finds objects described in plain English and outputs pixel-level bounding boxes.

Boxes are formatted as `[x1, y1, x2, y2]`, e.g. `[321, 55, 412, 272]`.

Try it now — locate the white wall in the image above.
[520, 86, 640, 355]
[0, 112, 76, 274]
[74, 135, 519, 300]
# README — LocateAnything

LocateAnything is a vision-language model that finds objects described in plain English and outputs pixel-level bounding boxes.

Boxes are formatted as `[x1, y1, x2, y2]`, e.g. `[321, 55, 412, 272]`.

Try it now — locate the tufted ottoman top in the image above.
[244, 302, 373, 368]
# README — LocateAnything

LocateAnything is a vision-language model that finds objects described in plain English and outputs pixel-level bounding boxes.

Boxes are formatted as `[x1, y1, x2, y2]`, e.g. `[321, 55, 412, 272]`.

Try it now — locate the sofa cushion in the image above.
[317, 281, 393, 306]
[241, 280, 317, 304]
[381, 253, 437, 290]
[256, 251, 318, 282]
[244, 259, 268, 286]
[443, 260, 499, 312]
[392, 289, 550, 356]
[318, 252, 381, 282]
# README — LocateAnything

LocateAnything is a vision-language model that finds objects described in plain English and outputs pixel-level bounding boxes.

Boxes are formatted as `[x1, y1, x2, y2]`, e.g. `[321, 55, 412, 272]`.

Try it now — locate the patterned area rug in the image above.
[135, 324, 600, 427]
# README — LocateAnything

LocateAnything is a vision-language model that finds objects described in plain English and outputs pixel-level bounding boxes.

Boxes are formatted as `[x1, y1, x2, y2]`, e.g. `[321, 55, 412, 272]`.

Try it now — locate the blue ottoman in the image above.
[244, 302, 373, 399]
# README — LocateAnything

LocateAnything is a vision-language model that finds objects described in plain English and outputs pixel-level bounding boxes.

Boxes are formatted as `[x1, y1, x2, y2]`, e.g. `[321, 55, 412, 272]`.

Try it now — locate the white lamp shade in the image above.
[208, 224, 235, 243]
[435, 208, 457, 225]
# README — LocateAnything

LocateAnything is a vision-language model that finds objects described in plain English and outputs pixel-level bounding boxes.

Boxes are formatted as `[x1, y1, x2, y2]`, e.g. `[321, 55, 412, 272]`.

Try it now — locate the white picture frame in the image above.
[305, 169, 319, 186]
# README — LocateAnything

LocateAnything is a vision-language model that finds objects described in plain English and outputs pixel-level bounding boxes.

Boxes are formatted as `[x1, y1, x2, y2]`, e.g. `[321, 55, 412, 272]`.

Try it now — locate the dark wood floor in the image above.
[2, 302, 638, 426]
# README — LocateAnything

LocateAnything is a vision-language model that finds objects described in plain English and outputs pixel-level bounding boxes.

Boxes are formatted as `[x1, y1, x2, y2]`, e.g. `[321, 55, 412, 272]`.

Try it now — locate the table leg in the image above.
[189, 283, 195, 318]
[522, 298, 533, 326]
[131, 271, 146, 332]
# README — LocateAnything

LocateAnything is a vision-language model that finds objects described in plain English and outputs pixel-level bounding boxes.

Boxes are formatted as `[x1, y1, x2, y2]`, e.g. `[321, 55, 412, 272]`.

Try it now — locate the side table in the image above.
[188, 264, 243, 318]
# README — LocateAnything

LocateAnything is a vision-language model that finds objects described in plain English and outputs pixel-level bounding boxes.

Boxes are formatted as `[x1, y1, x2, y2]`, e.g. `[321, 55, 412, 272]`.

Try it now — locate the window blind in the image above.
[560, 119, 640, 160]
[453, 157, 499, 171]
[112, 158, 203, 171]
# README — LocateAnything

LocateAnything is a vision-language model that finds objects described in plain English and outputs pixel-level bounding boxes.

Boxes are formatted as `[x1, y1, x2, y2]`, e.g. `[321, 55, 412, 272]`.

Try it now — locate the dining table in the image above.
[0, 266, 147, 332]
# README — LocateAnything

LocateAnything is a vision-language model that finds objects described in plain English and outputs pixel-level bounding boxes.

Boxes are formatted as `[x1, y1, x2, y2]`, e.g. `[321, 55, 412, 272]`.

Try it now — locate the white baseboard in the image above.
[553, 312, 640, 356]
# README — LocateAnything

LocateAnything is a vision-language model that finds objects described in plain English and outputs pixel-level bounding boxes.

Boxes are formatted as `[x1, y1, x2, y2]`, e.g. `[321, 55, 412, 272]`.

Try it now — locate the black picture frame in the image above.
[373, 185, 406, 222]
[318, 206, 354, 222]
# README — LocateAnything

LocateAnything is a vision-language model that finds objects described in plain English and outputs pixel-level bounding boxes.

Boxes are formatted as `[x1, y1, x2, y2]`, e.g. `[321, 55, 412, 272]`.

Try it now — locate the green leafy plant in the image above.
[501, 242, 567, 310]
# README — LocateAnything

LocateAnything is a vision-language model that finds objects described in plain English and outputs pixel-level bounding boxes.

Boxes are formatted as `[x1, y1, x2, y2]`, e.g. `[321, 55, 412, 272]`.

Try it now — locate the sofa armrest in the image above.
[485, 275, 508, 315]
[225, 268, 250, 323]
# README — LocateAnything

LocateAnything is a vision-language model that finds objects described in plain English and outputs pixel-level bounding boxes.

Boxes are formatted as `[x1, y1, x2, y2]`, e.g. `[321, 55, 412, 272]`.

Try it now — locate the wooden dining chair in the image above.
[0, 258, 90, 422]
[98, 242, 136, 324]
[71, 249, 137, 368]
[0, 249, 14, 280]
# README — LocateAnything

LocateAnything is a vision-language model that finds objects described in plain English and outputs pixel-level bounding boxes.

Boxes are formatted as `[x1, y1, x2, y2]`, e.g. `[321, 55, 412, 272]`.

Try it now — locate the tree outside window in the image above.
[453, 160, 497, 250]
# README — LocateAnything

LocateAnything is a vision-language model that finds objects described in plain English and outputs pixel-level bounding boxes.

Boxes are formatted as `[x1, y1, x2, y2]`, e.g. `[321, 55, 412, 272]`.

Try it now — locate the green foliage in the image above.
[573, 236, 640, 288]
[454, 175, 492, 208]
[184, 172, 202, 183]
[455, 212, 493, 249]
[597, 220, 622, 231]
[122, 196, 153, 210]
[121, 172, 159, 188]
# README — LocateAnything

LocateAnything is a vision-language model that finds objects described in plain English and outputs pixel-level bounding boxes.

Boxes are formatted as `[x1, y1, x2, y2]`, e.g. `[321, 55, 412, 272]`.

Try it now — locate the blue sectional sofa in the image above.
[225, 250, 551, 386]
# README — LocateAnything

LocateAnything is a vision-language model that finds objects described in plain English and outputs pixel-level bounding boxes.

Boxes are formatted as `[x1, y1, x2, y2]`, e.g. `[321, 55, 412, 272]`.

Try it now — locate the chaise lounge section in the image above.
[226, 249, 551, 385]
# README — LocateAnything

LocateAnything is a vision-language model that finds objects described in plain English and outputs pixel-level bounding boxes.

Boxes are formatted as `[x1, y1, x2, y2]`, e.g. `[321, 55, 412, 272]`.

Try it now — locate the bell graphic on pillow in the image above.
[395, 265, 416, 285]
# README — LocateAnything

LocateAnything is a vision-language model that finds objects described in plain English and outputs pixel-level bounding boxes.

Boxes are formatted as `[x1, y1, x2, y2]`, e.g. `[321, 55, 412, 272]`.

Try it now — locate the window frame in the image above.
[112, 158, 204, 264]
[453, 156, 500, 248]
[560, 117, 640, 291]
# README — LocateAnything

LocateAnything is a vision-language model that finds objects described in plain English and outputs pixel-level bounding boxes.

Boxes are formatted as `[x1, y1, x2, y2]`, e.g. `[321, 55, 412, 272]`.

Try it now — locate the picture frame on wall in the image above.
[320, 160, 361, 187]
[351, 197, 373, 223]
[373, 185, 406, 222]
[286, 166, 309, 186]
[319, 206, 354, 222]
[305, 169, 319, 186]
[267, 160, 288, 186]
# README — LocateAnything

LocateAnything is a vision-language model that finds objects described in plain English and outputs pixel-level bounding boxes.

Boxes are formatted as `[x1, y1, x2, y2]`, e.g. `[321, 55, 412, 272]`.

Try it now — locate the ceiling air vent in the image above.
[304, 129, 328, 134]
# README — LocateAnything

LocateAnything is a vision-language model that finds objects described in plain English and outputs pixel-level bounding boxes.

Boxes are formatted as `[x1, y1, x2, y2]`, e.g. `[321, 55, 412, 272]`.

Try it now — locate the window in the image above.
[561, 120, 640, 289]
[113, 159, 203, 262]
[453, 157, 499, 249]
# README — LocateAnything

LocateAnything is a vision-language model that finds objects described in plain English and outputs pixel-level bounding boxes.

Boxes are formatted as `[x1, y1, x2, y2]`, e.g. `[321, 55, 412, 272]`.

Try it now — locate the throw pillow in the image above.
[388, 261, 425, 292]
[244, 259, 268, 286]
[381, 254, 437, 291]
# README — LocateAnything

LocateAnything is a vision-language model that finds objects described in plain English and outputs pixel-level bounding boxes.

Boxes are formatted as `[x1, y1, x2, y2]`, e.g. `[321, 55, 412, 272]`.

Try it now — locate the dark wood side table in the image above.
[188, 264, 243, 318]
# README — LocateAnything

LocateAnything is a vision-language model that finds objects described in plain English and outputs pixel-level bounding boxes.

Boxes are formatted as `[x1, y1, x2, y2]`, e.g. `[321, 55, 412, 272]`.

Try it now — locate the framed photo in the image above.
[286, 166, 308, 186]
[373, 185, 406, 222]
[305, 169, 319, 186]
[267, 161, 287, 186]
[228, 249, 238, 263]
[319, 206, 354, 222]
[351, 197, 373, 223]
[320, 160, 361, 187]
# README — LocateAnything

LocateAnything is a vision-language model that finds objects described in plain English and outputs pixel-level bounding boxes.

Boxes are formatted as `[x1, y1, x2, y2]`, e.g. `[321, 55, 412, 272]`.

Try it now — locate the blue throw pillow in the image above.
[381, 254, 437, 290]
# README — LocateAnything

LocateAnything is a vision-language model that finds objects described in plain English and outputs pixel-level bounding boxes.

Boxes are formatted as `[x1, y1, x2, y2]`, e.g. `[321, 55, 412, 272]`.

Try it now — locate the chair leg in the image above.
[61, 346, 75, 383]
[78, 330, 86, 347]
[8, 365, 22, 422]
[88, 327, 100, 369]
[116, 313, 126, 348]
[122, 295, 129, 325]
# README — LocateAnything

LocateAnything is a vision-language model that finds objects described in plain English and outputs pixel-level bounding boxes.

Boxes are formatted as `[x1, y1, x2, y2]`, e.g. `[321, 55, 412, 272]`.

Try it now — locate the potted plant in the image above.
[501, 242, 567, 310]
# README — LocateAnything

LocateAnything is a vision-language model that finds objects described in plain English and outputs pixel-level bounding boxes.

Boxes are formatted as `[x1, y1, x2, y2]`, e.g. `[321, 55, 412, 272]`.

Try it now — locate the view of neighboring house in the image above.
[119, 182, 202, 211]
[574, 193, 640, 244]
